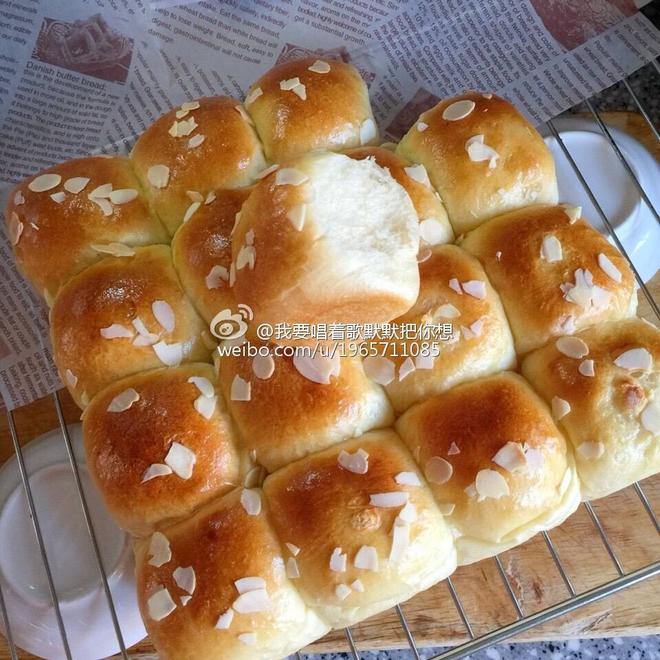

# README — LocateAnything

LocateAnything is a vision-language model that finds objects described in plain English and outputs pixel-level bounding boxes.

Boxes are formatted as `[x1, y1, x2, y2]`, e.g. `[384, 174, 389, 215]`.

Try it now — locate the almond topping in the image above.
[442, 99, 476, 121]
[437, 303, 460, 319]
[240, 488, 261, 515]
[641, 400, 660, 434]
[424, 457, 453, 484]
[561, 204, 581, 223]
[50, 191, 66, 204]
[578, 359, 595, 377]
[540, 234, 563, 262]
[256, 163, 279, 179]
[147, 165, 170, 188]
[417, 122, 428, 132]
[109, 189, 138, 204]
[205, 265, 229, 289]
[215, 609, 234, 629]
[238, 633, 256, 646]
[399, 357, 416, 381]
[245, 87, 263, 105]
[389, 518, 410, 563]
[475, 469, 510, 499]
[173, 566, 196, 595]
[351, 579, 365, 592]
[147, 587, 176, 621]
[363, 355, 395, 385]
[449, 278, 462, 294]
[9, 214, 23, 246]
[577, 441, 605, 459]
[233, 588, 271, 613]
[337, 448, 369, 474]
[90, 242, 135, 257]
[194, 394, 217, 420]
[369, 492, 409, 508]
[188, 134, 206, 149]
[556, 336, 589, 359]
[286, 543, 300, 556]
[153, 341, 183, 367]
[14, 190, 25, 204]
[492, 442, 526, 472]
[234, 576, 265, 594]
[614, 348, 652, 371]
[308, 59, 331, 73]
[275, 168, 308, 186]
[465, 134, 499, 168]
[141, 464, 173, 482]
[147, 532, 171, 567]
[404, 164, 431, 187]
[287, 203, 306, 231]
[419, 218, 446, 246]
[448, 442, 460, 455]
[64, 369, 78, 388]
[330, 547, 347, 572]
[152, 300, 175, 333]
[252, 354, 275, 380]
[29, 173, 61, 192]
[462, 280, 486, 299]
[107, 388, 139, 412]
[354, 545, 379, 571]
[286, 557, 300, 578]
[598, 253, 622, 283]
[360, 118, 377, 145]
[231, 375, 251, 401]
[335, 584, 352, 600]
[394, 471, 421, 486]
[293, 353, 340, 384]
[164, 442, 196, 479]
[551, 396, 571, 420]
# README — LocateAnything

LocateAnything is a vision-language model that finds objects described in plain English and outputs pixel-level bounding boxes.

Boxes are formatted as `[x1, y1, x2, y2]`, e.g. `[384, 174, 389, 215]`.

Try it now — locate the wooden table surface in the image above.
[0, 112, 658, 658]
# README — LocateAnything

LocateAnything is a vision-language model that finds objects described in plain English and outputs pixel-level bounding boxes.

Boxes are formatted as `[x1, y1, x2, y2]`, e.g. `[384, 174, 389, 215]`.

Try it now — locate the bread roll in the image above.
[50, 245, 209, 407]
[232, 151, 420, 328]
[263, 430, 456, 627]
[134, 488, 329, 659]
[172, 188, 251, 324]
[374, 244, 516, 412]
[218, 349, 393, 471]
[345, 146, 453, 246]
[522, 318, 660, 501]
[131, 97, 266, 235]
[5, 156, 168, 302]
[460, 205, 637, 354]
[397, 92, 558, 234]
[245, 57, 377, 162]
[396, 373, 580, 565]
[83, 364, 240, 536]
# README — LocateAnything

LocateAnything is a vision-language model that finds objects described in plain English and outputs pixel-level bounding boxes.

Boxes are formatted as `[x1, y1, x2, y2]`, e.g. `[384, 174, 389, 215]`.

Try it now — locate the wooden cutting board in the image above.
[0, 113, 658, 658]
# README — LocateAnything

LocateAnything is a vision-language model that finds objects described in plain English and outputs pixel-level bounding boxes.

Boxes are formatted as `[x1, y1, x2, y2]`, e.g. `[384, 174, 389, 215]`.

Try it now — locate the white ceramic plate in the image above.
[0, 424, 146, 659]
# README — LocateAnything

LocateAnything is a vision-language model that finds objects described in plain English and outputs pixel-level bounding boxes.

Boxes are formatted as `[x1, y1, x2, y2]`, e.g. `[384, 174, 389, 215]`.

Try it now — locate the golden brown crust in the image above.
[83, 364, 240, 536]
[50, 245, 209, 407]
[218, 350, 393, 471]
[382, 244, 516, 412]
[245, 57, 377, 162]
[460, 205, 637, 354]
[396, 92, 558, 234]
[134, 489, 329, 659]
[5, 156, 168, 300]
[263, 430, 456, 627]
[345, 146, 453, 244]
[521, 318, 660, 500]
[172, 188, 251, 324]
[131, 96, 266, 235]
[396, 373, 579, 562]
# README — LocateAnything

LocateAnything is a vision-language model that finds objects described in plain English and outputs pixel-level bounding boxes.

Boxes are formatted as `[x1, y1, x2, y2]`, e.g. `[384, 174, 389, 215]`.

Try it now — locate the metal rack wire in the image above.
[0, 66, 659, 660]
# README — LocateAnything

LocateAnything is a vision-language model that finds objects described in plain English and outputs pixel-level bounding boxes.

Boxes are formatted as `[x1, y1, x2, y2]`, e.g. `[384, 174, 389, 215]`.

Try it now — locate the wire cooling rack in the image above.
[0, 65, 659, 660]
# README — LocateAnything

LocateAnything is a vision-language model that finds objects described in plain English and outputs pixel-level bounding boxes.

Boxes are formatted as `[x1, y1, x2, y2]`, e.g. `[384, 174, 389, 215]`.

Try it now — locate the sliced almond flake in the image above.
[492, 442, 526, 472]
[215, 608, 234, 629]
[147, 587, 176, 621]
[153, 341, 183, 367]
[275, 167, 308, 186]
[50, 191, 66, 204]
[89, 183, 113, 198]
[442, 99, 476, 121]
[236, 244, 256, 270]
[286, 542, 300, 556]
[132, 317, 159, 346]
[419, 218, 446, 245]
[183, 201, 201, 223]
[147, 165, 170, 188]
[415, 348, 437, 370]
[234, 576, 266, 594]
[417, 247, 432, 263]
[475, 469, 510, 499]
[540, 234, 563, 262]
[523, 444, 545, 470]
[308, 59, 331, 73]
[80, 391, 90, 406]
[360, 118, 377, 145]
[597, 253, 622, 283]
[551, 396, 571, 420]
[337, 448, 369, 475]
[28, 173, 62, 192]
[205, 191, 216, 205]
[448, 442, 460, 455]
[291, 83, 307, 100]
[232, 212, 241, 235]
[164, 442, 196, 479]
[238, 633, 257, 646]
[614, 348, 652, 371]
[65, 369, 78, 388]
[243, 466, 264, 489]
[462, 280, 486, 300]
[91, 242, 135, 257]
[641, 400, 660, 434]
[205, 265, 229, 289]
[354, 545, 379, 571]
[466, 318, 484, 338]
[141, 463, 173, 482]
[389, 518, 410, 563]
[404, 164, 431, 187]
[561, 204, 581, 224]
[109, 188, 138, 204]
[9, 214, 23, 246]
[335, 584, 352, 600]
[90, 196, 113, 216]
[152, 300, 176, 333]
[369, 492, 409, 508]
[180, 595, 192, 606]
[175, 109, 189, 119]
[577, 441, 605, 460]
[464, 483, 477, 498]
[351, 579, 365, 592]
[14, 190, 25, 205]
[280, 76, 302, 91]
[147, 532, 171, 567]
[63, 177, 89, 193]
[448, 278, 463, 295]
[438, 502, 456, 515]
[287, 203, 306, 231]
[194, 394, 217, 420]
[559, 315, 575, 338]
[286, 557, 300, 578]
[398, 501, 417, 523]
[240, 488, 261, 515]
[562, 268, 611, 311]
[231, 374, 251, 401]
[181, 100, 200, 112]
[256, 163, 279, 179]
[556, 336, 589, 359]
[465, 134, 499, 168]
[245, 229, 255, 246]
[496, 250, 502, 261]
[188, 134, 206, 149]
[173, 566, 196, 594]
[417, 121, 428, 132]
[363, 355, 395, 385]
[394, 471, 421, 486]
[107, 387, 140, 412]
[399, 357, 416, 382]
[578, 359, 595, 377]
[186, 190, 204, 203]
[245, 87, 263, 105]
[483, 92, 493, 99]
[329, 547, 347, 572]
[233, 588, 272, 613]
[188, 375, 214, 398]
[293, 352, 340, 384]
[437, 303, 460, 318]
[252, 354, 275, 380]
[425, 456, 453, 484]
[169, 117, 198, 137]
